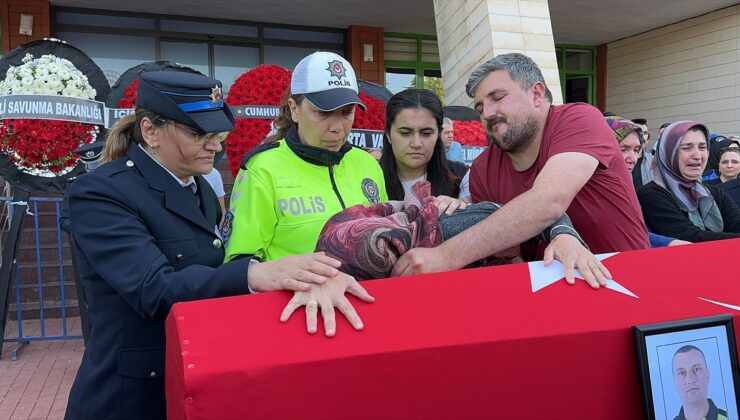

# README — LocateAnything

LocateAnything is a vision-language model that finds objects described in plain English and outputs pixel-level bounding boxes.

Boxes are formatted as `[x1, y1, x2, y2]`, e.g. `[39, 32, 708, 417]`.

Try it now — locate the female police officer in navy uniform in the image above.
[64, 71, 373, 420]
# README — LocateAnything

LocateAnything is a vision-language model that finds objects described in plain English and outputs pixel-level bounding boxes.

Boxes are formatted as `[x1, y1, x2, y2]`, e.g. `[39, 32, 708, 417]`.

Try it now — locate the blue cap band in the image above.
[178, 99, 224, 112]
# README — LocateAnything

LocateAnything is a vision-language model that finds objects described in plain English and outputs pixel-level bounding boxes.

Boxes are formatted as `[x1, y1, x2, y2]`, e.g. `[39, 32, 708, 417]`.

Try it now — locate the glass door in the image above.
[565, 75, 593, 104]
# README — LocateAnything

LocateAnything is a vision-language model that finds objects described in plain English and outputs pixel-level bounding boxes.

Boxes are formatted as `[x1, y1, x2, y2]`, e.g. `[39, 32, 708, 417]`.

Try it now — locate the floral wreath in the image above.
[452, 120, 487, 147]
[117, 78, 138, 108]
[224, 65, 291, 176]
[0, 53, 98, 177]
[353, 92, 386, 132]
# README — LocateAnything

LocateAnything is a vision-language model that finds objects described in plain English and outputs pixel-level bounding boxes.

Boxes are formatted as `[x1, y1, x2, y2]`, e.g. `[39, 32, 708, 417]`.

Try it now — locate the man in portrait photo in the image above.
[672, 345, 728, 420]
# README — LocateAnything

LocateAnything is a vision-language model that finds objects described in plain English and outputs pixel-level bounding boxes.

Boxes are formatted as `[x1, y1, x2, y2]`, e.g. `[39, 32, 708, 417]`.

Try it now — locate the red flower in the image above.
[118, 79, 139, 109]
[452, 120, 488, 146]
[353, 93, 385, 130]
[224, 65, 292, 176]
[0, 119, 96, 175]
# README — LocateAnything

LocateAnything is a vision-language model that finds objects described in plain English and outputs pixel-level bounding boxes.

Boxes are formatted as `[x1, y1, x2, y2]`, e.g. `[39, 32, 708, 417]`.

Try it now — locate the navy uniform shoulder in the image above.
[91, 157, 136, 178]
[240, 142, 280, 169]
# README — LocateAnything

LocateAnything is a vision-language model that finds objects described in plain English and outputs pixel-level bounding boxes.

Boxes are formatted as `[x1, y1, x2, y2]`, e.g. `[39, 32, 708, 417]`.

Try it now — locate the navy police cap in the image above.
[74, 140, 104, 162]
[136, 71, 235, 133]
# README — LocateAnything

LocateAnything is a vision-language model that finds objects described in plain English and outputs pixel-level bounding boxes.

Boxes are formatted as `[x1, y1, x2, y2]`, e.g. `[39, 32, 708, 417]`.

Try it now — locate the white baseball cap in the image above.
[291, 51, 366, 111]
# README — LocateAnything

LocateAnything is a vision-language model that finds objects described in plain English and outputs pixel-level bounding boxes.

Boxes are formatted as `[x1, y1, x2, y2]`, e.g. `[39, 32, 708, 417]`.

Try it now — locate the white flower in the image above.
[0, 53, 96, 99]
[0, 52, 99, 176]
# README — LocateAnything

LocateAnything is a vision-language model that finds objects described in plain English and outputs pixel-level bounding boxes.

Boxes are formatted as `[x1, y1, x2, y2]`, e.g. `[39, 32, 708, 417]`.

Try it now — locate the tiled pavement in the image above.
[0, 318, 84, 420]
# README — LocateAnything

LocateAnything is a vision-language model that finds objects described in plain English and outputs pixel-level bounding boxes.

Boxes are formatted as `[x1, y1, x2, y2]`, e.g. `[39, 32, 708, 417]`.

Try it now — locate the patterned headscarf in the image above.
[605, 116, 642, 143]
[314, 181, 441, 279]
[651, 121, 723, 231]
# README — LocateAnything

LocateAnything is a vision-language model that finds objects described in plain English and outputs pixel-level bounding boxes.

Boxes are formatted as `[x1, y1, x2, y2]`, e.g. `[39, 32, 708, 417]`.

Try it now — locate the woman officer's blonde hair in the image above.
[102, 108, 167, 163]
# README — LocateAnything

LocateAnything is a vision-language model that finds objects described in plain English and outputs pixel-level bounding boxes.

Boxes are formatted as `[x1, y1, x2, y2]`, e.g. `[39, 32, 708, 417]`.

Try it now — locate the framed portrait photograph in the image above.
[633, 314, 740, 420]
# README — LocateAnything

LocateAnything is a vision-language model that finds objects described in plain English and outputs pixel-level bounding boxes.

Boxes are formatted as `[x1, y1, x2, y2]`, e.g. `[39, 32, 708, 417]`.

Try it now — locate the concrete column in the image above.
[433, 0, 562, 106]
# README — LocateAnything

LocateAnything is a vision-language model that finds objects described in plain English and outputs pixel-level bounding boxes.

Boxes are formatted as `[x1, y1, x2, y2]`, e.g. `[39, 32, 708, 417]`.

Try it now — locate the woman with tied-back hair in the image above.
[63, 71, 359, 420]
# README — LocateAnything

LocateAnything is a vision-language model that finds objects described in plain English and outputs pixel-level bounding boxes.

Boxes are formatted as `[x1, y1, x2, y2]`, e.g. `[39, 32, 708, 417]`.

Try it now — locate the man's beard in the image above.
[487, 115, 538, 152]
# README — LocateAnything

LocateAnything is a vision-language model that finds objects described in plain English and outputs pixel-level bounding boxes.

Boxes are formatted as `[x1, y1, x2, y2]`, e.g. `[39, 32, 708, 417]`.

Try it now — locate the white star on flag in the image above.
[527, 252, 638, 298]
[697, 297, 740, 311]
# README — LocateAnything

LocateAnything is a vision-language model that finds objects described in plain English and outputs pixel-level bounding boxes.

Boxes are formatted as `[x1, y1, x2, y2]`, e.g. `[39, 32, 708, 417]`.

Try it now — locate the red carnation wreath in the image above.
[0, 119, 94, 175]
[224, 65, 291, 176]
[117, 79, 138, 108]
[353, 92, 385, 131]
[452, 120, 488, 147]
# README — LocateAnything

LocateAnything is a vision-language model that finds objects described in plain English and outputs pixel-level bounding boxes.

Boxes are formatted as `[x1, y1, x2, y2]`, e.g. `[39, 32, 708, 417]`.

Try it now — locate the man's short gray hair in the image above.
[442, 117, 453, 126]
[465, 53, 553, 102]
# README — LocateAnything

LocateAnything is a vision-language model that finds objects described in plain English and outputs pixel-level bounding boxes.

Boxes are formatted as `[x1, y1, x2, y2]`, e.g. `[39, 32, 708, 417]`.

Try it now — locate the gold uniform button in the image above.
[212, 239, 222, 249]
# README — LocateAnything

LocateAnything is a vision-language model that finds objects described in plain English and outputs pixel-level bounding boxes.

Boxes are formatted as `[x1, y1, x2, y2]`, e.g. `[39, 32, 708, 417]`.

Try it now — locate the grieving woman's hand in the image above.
[280, 272, 375, 337]
[247, 252, 342, 292]
[434, 195, 467, 216]
[543, 234, 612, 289]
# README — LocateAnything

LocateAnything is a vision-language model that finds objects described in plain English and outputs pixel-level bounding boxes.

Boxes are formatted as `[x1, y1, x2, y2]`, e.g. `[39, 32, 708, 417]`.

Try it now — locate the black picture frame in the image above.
[633, 314, 740, 420]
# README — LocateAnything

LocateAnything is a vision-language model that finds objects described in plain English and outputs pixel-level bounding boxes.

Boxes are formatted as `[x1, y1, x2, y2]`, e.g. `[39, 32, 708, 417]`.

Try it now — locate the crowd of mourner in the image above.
[59, 51, 740, 419]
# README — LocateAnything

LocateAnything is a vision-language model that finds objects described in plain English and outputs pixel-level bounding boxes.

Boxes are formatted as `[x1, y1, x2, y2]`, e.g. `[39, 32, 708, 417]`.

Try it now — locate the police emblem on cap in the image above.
[326, 60, 347, 81]
[361, 178, 380, 204]
[210, 86, 223, 103]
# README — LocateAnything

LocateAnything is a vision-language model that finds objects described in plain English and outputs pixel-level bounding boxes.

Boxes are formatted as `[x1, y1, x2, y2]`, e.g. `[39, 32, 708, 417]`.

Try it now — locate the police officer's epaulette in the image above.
[240, 142, 280, 169]
[95, 158, 132, 177]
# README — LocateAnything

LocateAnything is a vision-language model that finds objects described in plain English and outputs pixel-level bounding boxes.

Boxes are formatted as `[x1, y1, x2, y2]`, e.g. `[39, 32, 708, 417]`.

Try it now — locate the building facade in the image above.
[0, 0, 739, 137]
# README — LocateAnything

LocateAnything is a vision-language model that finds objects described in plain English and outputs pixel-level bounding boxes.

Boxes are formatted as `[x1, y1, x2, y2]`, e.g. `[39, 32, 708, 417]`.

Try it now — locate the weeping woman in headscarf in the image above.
[637, 121, 740, 242]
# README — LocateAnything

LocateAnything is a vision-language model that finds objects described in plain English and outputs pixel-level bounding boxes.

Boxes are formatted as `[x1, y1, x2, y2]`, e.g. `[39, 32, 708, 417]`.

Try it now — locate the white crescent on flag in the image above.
[697, 297, 740, 311]
[527, 252, 638, 298]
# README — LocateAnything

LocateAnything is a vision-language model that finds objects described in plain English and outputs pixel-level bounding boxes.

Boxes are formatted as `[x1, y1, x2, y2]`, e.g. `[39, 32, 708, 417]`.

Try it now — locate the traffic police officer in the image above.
[224, 51, 388, 263]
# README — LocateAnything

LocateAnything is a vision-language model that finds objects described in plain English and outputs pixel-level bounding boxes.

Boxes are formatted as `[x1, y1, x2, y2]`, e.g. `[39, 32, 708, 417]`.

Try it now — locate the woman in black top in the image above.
[710, 147, 740, 185]
[638, 121, 740, 242]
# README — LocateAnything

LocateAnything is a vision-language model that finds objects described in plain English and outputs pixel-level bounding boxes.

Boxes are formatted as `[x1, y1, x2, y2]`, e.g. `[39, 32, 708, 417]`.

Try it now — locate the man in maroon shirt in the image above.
[392, 53, 649, 284]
